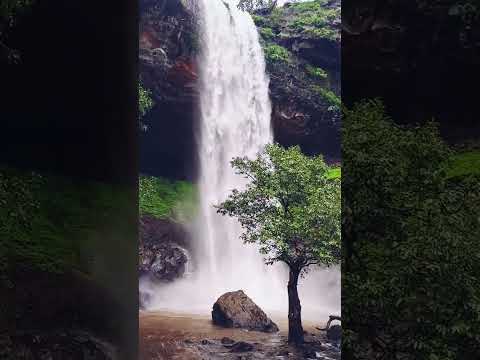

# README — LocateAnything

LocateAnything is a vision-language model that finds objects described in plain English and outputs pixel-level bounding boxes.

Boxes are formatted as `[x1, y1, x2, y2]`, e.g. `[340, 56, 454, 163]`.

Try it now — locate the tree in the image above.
[342, 100, 480, 359]
[217, 143, 341, 344]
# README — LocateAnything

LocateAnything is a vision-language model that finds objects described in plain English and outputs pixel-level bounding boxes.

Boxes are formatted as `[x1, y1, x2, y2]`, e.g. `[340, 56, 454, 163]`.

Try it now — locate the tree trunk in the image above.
[287, 266, 304, 344]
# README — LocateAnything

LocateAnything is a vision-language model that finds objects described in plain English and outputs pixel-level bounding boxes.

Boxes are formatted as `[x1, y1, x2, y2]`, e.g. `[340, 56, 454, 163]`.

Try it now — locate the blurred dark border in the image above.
[0, 0, 138, 358]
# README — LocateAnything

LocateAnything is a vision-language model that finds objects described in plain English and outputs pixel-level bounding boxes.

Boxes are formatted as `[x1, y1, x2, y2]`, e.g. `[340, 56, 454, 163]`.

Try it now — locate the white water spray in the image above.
[145, 0, 340, 321]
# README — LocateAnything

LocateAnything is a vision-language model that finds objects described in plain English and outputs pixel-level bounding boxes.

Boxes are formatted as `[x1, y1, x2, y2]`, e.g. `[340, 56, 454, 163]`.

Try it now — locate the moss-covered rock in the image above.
[254, 0, 341, 160]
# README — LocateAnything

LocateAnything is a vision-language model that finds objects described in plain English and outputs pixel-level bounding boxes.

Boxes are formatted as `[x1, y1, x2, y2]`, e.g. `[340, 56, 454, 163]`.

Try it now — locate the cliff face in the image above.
[254, 0, 341, 161]
[342, 0, 480, 144]
[139, 0, 342, 173]
[139, 0, 199, 180]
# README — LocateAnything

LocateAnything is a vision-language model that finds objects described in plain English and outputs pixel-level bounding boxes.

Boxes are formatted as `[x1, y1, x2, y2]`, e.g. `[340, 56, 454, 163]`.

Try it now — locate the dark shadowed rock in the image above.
[230, 341, 254, 353]
[221, 337, 235, 345]
[212, 290, 279, 333]
[327, 325, 342, 342]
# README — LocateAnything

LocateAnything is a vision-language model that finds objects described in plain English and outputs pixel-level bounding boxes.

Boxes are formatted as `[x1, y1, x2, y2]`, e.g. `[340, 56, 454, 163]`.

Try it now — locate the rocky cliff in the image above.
[139, 0, 199, 180]
[139, 0, 342, 173]
[254, 0, 341, 160]
[342, 0, 480, 144]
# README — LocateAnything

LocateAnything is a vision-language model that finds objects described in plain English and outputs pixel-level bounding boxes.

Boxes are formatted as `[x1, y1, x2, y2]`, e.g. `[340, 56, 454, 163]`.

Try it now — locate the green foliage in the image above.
[290, 1, 339, 35]
[342, 100, 480, 359]
[217, 144, 341, 270]
[313, 86, 340, 108]
[139, 175, 197, 221]
[0, 167, 131, 274]
[259, 27, 275, 39]
[252, 14, 267, 26]
[326, 167, 340, 179]
[255, 0, 340, 40]
[138, 82, 154, 119]
[264, 44, 290, 63]
[305, 64, 327, 79]
[446, 151, 480, 179]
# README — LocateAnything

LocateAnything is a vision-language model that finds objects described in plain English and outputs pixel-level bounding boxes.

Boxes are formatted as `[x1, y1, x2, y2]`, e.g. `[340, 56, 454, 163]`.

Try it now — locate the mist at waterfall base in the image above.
[141, 0, 340, 322]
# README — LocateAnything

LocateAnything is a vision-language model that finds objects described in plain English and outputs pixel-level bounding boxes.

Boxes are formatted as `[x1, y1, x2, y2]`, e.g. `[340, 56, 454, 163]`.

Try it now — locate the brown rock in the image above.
[212, 290, 279, 333]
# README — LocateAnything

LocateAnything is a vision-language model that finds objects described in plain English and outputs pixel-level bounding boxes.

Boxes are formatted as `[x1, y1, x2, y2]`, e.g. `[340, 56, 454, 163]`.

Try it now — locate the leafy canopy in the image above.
[217, 144, 341, 271]
[342, 100, 480, 360]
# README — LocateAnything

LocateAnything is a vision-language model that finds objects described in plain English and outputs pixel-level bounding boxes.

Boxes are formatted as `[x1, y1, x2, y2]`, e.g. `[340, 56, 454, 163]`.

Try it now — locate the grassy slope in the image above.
[139, 175, 197, 221]
[1, 167, 132, 274]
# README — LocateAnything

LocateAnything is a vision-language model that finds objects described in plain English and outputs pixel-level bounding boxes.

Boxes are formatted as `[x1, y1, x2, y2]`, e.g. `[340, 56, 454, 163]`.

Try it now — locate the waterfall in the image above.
[145, 0, 340, 321]
[194, 0, 285, 310]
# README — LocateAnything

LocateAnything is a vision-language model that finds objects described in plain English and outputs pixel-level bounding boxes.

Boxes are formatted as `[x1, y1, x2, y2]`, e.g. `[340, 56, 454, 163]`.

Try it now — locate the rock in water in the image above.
[221, 337, 235, 345]
[230, 341, 254, 353]
[211, 290, 279, 333]
[327, 324, 342, 342]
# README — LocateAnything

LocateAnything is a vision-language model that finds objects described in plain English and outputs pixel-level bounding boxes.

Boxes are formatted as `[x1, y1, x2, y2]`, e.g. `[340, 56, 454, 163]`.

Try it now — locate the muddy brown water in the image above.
[139, 311, 339, 360]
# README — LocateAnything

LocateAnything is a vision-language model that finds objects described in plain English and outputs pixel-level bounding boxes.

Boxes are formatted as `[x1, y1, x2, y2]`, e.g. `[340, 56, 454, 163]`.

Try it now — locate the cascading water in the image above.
[143, 0, 340, 321]
[194, 0, 282, 308]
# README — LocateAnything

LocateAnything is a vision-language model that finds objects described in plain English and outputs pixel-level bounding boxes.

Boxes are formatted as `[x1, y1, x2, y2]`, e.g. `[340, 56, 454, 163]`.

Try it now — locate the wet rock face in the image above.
[139, 0, 198, 105]
[140, 242, 188, 281]
[139, 215, 190, 282]
[212, 290, 279, 333]
[139, 0, 198, 179]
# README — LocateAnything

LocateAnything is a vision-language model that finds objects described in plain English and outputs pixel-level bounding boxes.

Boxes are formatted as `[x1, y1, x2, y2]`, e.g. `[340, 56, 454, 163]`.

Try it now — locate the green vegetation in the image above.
[217, 144, 341, 344]
[343, 100, 480, 359]
[259, 27, 275, 39]
[306, 64, 327, 79]
[446, 151, 480, 179]
[139, 175, 197, 221]
[139, 82, 154, 119]
[252, 14, 267, 26]
[290, 1, 339, 39]
[252, 0, 339, 41]
[326, 167, 340, 179]
[313, 86, 340, 108]
[0, 167, 131, 274]
[264, 43, 290, 63]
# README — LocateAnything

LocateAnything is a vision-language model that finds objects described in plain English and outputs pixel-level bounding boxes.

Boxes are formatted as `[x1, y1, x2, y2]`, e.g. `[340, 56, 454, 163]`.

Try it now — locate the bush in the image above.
[313, 86, 341, 108]
[264, 44, 290, 63]
[342, 100, 480, 359]
[259, 27, 275, 39]
[306, 64, 328, 79]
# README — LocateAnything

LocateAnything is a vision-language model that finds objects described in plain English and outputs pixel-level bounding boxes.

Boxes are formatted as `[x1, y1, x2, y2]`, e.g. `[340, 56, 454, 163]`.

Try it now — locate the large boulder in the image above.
[211, 290, 279, 333]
